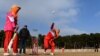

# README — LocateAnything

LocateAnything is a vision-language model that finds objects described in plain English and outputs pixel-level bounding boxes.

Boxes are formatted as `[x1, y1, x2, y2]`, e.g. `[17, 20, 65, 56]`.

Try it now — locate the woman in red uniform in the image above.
[4, 5, 21, 56]
[44, 23, 60, 55]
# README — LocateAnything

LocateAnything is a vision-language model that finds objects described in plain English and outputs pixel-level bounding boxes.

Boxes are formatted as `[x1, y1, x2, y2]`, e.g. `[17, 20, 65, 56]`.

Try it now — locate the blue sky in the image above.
[0, 0, 100, 36]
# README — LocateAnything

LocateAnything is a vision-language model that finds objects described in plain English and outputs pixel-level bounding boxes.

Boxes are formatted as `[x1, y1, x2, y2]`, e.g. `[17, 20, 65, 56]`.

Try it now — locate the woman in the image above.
[4, 5, 21, 56]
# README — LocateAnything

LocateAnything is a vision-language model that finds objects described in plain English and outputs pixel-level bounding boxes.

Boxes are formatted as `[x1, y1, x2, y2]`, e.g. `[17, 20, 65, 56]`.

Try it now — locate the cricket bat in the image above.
[51, 22, 55, 30]
[8, 27, 18, 51]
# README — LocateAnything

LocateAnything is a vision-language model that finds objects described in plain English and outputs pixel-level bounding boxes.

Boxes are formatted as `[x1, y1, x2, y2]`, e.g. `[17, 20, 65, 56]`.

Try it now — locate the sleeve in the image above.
[27, 29, 30, 37]
[19, 29, 22, 39]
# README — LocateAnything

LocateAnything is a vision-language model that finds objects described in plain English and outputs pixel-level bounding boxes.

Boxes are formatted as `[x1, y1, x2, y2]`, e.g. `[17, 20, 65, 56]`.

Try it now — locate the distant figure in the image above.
[61, 42, 65, 54]
[4, 5, 21, 56]
[19, 25, 30, 54]
[95, 43, 99, 52]
[32, 37, 38, 55]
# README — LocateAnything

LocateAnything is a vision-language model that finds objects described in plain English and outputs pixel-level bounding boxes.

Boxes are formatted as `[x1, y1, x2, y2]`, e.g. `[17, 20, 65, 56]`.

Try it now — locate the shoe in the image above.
[50, 53, 54, 55]
[43, 52, 46, 54]
[4, 53, 10, 56]
[13, 53, 19, 56]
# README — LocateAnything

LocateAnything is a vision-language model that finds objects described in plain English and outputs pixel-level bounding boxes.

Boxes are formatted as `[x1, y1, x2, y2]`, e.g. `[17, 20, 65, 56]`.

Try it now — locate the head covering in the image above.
[24, 25, 27, 28]
[10, 4, 21, 16]
[11, 4, 21, 10]
[24, 25, 27, 27]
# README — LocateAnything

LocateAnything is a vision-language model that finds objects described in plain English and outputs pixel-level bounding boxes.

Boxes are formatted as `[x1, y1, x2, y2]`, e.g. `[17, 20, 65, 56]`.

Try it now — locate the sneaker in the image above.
[43, 52, 46, 54]
[4, 53, 10, 56]
[50, 53, 54, 56]
[13, 53, 19, 56]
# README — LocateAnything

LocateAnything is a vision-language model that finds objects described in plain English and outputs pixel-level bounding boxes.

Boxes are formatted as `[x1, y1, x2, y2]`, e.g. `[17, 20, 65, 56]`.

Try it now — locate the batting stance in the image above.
[4, 5, 21, 56]
[44, 23, 60, 55]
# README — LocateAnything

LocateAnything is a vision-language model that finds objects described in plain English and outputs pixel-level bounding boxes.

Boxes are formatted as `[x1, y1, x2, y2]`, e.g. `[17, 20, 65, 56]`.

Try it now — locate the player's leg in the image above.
[32, 43, 38, 54]
[4, 31, 13, 55]
[19, 39, 23, 54]
[50, 40, 55, 55]
[32, 38, 35, 54]
[22, 40, 26, 54]
[44, 39, 49, 53]
[12, 33, 19, 55]
[32, 43, 35, 54]
[34, 40, 38, 55]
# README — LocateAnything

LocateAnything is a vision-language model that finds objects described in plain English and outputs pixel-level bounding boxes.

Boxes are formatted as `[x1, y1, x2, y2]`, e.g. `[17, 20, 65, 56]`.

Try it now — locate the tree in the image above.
[38, 34, 45, 48]
[0, 30, 5, 47]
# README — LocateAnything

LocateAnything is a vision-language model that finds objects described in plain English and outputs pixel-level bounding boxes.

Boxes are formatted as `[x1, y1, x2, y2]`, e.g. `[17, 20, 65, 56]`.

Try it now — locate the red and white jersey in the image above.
[45, 31, 55, 40]
[4, 12, 15, 31]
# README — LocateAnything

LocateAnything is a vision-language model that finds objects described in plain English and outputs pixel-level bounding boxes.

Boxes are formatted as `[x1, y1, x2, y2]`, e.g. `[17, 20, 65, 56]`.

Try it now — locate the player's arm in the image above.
[54, 29, 60, 39]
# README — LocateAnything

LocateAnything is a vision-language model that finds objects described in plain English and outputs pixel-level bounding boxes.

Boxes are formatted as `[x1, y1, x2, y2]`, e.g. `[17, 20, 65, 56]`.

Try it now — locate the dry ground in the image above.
[0, 52, 100, 56]
[0, 48, 100, 56]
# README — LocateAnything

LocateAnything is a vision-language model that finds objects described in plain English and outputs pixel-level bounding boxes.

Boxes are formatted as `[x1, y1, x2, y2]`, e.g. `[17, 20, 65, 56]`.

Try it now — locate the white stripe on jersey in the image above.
[50, 31, 55, 37]
[8, 16, 14, 22]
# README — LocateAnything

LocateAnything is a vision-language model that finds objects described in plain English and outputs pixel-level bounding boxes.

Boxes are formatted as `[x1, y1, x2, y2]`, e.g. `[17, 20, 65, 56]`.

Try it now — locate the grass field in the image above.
[0, 48, 100, 56]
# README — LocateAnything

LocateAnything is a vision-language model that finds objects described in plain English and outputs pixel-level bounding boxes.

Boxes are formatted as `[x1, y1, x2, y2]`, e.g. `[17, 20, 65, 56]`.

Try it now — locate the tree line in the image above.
[0, 30, 100, 49]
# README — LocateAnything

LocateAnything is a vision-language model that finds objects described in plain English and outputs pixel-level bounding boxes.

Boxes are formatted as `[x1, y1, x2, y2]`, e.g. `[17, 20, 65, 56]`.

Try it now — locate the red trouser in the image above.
[44, 39, 55, 53]
[4, 31, 18, 53]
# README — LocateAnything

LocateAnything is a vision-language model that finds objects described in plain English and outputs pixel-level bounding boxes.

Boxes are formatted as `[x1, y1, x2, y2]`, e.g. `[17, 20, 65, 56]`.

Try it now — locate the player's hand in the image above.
[14, 25, 19, 32]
